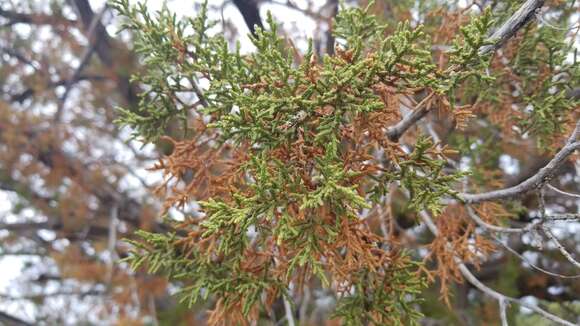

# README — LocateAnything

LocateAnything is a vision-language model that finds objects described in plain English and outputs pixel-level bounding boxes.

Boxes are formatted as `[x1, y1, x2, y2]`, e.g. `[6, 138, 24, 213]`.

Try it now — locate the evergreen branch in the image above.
[386, 0, 545, 142]
[112, 0, 578, 323]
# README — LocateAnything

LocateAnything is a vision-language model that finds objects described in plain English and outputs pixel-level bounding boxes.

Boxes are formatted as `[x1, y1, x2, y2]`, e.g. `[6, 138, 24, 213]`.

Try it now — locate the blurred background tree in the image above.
[0, 0, 578, 325]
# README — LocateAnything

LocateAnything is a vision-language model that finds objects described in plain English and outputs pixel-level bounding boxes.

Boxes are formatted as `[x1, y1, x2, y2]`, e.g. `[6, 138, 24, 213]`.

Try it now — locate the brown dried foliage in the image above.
[425, 204, 496, 306]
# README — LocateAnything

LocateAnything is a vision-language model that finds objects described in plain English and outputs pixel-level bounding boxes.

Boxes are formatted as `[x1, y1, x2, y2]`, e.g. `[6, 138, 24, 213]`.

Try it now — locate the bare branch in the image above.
[386, 93, 434, 142]
[298, 286, 310, 324]
[399, 184, 576, 324]
[566, 87, 580, 100]
[499, 299, 509, 326]
[106, 204, 119, 285]
[0, 221, 58, 232]
[186, 76, 209, 108]
[0, 46, 38, 69]
[460, 140, 580, 203]
[541, 224, 580, 269]
[148, 295, 159, 326]
[232, 0, 263, 37]
[265, 0, 329, 22]
[55, 4, 109, 122]
[457, 262, 574, 326]
[324, 0, 339, 56]
[569, 120, 580, 142]
[479, 0, 545, 55]
[0, 251, 45, 257]
[0, 310, 32, 326]
[283, 296, 296, 326]
[0, 8, 75, 27]
[8, 75, 106, 104]
[0, 290, 104, 301]
[70, 0, 139, 106]
[546, 213, 580, 221]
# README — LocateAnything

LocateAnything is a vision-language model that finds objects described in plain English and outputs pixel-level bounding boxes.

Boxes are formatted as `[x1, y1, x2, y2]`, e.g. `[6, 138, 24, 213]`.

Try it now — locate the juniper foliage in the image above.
[110, 0, 578, 324]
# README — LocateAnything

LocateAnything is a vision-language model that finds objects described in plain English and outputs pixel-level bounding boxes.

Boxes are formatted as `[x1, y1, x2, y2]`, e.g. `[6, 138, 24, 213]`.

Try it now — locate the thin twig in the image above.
[457, 262, 574, 326]
[547, 184, 580, 199]
[54, 4, 109, 122]
[106, 204, 119, 285]
[266, 0, 329, 21]
[541, 224, 580, 269]
[546, 213, 580, 221]
[400, 183, 576, 324]
[0, 289, 104, 300]
[494, 238, 580, 279]
[535, 12, 580, 31]
[187, 76, 209, 108]
[0, 45, 39, 69]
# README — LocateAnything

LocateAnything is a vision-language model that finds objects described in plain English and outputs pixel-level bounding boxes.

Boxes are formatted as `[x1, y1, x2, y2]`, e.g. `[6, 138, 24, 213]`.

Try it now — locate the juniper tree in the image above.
[111, 0, 579, 325]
